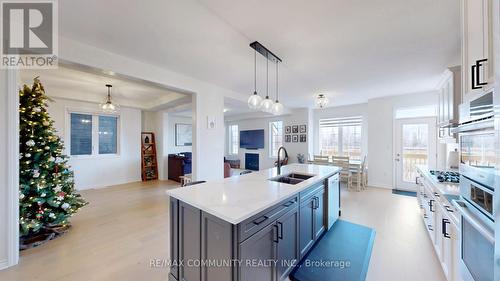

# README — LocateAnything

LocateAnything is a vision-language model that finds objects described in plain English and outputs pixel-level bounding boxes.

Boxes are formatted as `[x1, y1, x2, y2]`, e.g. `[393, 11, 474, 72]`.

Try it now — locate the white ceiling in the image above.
[20, 66, 189, 110]
[58, 0, 460, 109]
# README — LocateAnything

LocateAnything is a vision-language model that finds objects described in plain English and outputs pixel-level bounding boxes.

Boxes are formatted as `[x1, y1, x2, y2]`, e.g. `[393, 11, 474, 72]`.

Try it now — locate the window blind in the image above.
[319, 116, 363, 128]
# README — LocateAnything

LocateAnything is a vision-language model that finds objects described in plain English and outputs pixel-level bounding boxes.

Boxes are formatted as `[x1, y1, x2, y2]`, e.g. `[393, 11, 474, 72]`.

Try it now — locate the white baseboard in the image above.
[0, 259, 9, 271]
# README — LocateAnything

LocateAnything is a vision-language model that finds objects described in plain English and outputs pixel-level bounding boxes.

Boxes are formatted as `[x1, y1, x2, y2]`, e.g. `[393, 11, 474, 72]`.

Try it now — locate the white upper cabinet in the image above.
[461, 0, 494, 101]
[437, 66, 461, 141]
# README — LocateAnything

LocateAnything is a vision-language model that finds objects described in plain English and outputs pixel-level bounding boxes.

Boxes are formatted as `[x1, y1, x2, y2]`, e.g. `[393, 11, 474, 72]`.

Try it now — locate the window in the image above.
[70, 112, 119, 156]
[319, 116, 362, 160]
[228, 124, 239, 155]
[269, 121, 283, 158]
[70, 113, 93, 155]
[98, 116, 118, 154]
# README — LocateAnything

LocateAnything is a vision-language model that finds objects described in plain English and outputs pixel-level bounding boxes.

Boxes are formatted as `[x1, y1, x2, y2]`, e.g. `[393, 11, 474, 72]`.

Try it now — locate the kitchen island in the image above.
[167, 163, 341, 281]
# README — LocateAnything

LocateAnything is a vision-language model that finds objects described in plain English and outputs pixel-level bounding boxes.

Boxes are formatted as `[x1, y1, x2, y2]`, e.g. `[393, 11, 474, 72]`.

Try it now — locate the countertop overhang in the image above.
[167, 163, 341, 224]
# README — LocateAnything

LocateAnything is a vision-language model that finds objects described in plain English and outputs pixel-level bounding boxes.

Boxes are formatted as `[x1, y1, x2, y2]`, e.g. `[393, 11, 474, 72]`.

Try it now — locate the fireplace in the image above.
[245, 153, 259, 171]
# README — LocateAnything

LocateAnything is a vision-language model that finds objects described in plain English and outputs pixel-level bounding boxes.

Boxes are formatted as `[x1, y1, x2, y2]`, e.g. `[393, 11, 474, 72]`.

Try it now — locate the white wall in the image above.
[0, 71, 9, 269]
[225, 108, 310, 170]
[367, 91, 438, 188]
[48, 98, 142, 190]
[192, 91, 224, 181]
[167, 115, 192, 154]
[0, 69, 19, 270]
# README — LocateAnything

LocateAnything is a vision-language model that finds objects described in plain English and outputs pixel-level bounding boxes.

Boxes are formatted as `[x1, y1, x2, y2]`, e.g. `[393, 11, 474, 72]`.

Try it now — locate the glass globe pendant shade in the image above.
[260, 96, 274, 113]
[271, 101, 284, 115]
[248, 92, 263, 110]
[315, 94, 329, 108]
[100, 84, 119, 113]
[101, 101, 117, 113]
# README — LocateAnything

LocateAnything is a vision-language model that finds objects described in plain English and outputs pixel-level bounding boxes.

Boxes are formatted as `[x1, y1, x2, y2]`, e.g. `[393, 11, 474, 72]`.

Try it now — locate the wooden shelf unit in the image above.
[141, 132, 159, 181]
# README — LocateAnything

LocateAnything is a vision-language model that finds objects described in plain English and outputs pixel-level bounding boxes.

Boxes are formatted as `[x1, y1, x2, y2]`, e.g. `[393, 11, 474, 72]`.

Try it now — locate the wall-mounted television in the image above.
[240, 129, 264, 149]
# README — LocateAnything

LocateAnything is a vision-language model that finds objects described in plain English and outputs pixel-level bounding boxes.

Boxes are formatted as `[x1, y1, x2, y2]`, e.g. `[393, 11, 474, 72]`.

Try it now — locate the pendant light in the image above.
[248, 49, 262, 109]
[271, 61, 284, 115]
[315, 94, 329, 108]
[100, 84, 119, 113]
[260, 57, 274, 112]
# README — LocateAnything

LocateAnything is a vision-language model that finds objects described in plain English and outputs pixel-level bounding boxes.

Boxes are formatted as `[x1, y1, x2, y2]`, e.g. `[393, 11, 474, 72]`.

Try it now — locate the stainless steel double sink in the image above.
[269, 173, 315, 185]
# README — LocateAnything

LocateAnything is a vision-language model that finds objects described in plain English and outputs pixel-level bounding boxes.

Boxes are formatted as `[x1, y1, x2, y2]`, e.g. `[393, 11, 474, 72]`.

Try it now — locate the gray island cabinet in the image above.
[167, 164, 341, 281]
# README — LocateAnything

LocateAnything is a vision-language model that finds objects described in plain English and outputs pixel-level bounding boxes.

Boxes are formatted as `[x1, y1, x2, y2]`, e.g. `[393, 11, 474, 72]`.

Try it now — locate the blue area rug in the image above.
[392, 189, 417, 197]
[290, 220, 376, 281]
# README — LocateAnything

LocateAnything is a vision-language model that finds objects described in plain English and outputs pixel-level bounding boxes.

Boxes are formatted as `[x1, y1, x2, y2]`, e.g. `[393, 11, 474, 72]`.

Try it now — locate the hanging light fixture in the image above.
[315, 94, 329, 108]
[271, 61, 284, 115]
[260, 57, 274, 112]
[100, 84, 119, 113]
[247, 49, 262, 109]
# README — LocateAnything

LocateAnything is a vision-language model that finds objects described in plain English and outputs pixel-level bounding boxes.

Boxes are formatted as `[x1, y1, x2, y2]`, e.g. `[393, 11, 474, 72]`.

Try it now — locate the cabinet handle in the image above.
[283, 201, 295, 207]
[273, 224, 279, 243]
[428, 225, 433, 231]
[253, 216, 268, 225]
[442, 219, 451, 239]
[472, 59, 488, 89]
[415, 177, 419, 184]
[445, 206, 454, 213]
[277, 222, 283, 240]
[433, 192, 440, 197]
[313, 197, 319, 209]
[429, 200, 435, 212]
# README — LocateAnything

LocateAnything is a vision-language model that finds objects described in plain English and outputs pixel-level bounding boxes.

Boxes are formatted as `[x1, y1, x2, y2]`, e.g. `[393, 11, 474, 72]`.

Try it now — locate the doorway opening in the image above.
[394, 116, 437, 191]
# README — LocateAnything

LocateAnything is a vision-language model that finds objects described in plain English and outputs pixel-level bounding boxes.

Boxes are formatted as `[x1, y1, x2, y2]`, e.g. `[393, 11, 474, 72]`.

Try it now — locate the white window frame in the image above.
[228, 124, 239, 155]
[66, 109, 121, 159]
[269, 121, 283, 158]
[319, 116, 362, 159]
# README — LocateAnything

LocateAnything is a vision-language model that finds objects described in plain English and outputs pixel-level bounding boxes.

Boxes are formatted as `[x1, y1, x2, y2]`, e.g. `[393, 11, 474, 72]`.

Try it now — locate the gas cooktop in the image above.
[429, 170, 460, 184]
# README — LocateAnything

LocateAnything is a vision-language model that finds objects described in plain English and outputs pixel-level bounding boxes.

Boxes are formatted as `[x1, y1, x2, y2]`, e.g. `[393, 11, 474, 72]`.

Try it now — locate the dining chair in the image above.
[312, 155, 330, 165]
[351, 155, 367, 191]
[332, 156, 352, 190]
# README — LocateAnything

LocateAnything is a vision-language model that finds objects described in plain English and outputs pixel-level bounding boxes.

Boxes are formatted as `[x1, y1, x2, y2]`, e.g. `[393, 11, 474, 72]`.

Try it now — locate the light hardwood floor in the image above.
[0, 181, 446, 281]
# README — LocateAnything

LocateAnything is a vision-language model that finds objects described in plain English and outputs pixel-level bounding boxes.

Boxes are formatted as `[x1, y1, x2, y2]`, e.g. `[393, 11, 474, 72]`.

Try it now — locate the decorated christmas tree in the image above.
[19, 77, 87, 243]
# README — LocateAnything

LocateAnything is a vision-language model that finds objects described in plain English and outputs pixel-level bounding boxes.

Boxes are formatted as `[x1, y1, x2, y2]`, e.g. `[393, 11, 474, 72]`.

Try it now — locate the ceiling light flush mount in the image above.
[248, 41, 285, 114]
[247, 49, 262, 109]
[100, 84, 119, 113]
[315, 94, 329, 108]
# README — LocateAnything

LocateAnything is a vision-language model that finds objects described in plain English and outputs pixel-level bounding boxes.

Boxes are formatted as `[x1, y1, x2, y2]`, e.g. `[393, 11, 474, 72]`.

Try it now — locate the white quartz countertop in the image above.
[416, 165, 460, 197]
[167, 164, 341, 224]
[416, 165, 460, 227]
